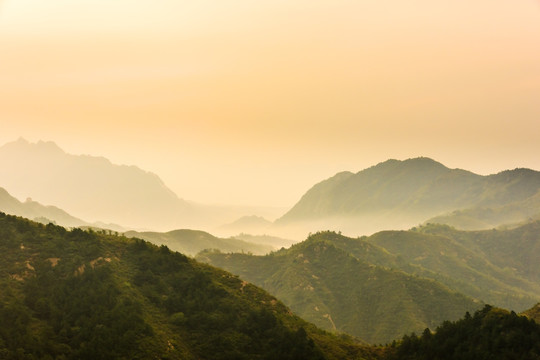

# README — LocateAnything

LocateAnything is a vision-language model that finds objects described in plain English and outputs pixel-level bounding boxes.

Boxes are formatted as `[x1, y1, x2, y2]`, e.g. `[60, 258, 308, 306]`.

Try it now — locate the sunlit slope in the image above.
[0, 213, 381, 360]
[276, 158, 540, 231]
[198, 235, 480, 344]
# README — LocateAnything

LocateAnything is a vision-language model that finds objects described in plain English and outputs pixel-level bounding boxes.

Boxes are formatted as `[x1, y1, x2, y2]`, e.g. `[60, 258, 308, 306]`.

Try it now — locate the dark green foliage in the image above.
[0, 213, 370, 359]
[390, 305, 540, 360]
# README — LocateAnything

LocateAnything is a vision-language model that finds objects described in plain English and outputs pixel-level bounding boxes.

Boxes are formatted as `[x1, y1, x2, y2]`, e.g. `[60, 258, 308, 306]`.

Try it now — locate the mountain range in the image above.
[198, 233, 481, 344]
[3, 139, 540, 239]
[0, 138, 282, 232]
[3, 212, 540, 357]
[199, 221, 540, 343]
[0, 138, 197, 230]
[125, 229, 275, 256]
[276, 157, 540, 236]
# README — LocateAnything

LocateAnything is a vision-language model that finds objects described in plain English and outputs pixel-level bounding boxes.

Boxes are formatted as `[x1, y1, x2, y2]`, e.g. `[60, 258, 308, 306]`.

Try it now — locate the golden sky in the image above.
[1, 1, 540, 207]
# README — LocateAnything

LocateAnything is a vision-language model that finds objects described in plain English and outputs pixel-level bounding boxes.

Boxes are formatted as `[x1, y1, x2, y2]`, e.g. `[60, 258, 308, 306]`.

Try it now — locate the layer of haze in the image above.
[1, 0, 539, 207]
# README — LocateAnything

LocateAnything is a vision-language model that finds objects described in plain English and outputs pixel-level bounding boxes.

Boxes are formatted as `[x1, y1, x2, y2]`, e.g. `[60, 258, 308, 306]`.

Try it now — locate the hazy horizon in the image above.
[1, 1, 539, 208]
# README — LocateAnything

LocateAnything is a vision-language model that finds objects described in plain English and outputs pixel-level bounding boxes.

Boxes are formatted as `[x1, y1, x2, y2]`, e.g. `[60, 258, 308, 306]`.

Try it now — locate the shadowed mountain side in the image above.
[0, 213, 382, 359]
[387, 305, 540, 360]
[197, 236, 480, 344]
[275, 158, 540, 235]
[125, 229, 275, 256]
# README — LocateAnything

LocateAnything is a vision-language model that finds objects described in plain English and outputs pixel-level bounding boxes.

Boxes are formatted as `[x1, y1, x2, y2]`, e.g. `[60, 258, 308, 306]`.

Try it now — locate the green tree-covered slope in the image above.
[0, 213, 380, 360]
[363, 229, 540, 311]
[417, 221, 540, 285]
[388, 305, 540, 360]
[300, 229, 540, 311]
[198, 234, 480, 344]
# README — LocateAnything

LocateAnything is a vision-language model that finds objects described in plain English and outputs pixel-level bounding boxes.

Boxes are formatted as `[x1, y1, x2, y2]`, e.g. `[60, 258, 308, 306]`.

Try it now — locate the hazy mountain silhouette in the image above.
[0, 187, 87, 227]
[216, 215, 273, 235]
[0, 138, 209, 230]
[275, 157, 540, 235]
[125, 228, 275, 256]
[0, 186, 127, 231]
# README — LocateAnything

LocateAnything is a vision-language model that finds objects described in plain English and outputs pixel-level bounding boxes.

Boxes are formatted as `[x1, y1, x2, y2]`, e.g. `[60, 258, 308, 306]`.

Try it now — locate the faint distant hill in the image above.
[0, 138, 200, 230]
[275, 157, 540, 233]
[0, 186, 125, 231]
[125, 228, 275, 256]
[217, 215, 273, 234]
[0, 186, 87, 227]
[233, 233, 296, 249]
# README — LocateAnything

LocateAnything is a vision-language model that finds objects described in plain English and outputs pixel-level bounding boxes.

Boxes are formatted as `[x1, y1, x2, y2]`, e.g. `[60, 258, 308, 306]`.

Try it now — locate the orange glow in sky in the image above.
[1, 1, 540, 207]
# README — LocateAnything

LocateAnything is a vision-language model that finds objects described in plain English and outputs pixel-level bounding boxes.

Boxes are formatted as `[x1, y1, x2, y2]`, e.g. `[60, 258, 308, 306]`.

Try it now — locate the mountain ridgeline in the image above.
[199, 222, 540, 343]
[276, 157, 540, 234]
[0, 138, 195, 230]
[124, 229, 275, 256]
[0, 213, 382, 360]
[3, 214, 540, 358]
[198, 233, 482, 344]
[0, 187, 87, 228]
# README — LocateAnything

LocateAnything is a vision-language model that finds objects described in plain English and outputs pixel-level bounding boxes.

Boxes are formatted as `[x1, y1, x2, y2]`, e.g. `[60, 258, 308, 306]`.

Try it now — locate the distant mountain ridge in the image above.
[216, 215, 273, 236]
[125, 228, 275, 256]
[276, 157, 540, 233]
[0, 138, 201, 230]
[0, 187, 87, 227]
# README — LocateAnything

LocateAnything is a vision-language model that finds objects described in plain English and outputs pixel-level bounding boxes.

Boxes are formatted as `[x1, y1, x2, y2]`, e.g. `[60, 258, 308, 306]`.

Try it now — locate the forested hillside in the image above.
[388, 305, 540, 360]
[198, 234, 480, 344]
[0, 213, 380, 360]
